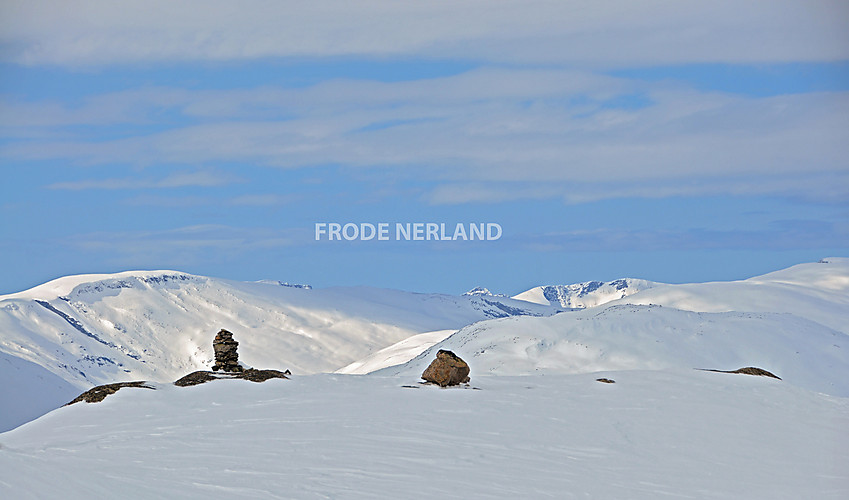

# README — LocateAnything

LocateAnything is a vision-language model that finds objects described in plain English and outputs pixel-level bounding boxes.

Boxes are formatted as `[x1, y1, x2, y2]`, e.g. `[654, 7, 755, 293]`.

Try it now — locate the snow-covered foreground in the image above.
[1, 372, 846, 499]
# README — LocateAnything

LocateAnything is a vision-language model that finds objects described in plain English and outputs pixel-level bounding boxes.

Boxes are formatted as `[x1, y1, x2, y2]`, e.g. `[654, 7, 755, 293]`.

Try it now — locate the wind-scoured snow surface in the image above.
[0, 259, 848, 498]
[1, 373, 847, 499]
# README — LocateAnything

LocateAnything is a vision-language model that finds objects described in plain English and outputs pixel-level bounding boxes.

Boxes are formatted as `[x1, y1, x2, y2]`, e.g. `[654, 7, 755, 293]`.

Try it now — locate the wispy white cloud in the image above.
[228, 194, 300, 206]
[122, 193, 300, 207]
[513, 220, 849, 253]
[65, 224, 304, 266]
[1, 68, 621, 128]
[124, 194, 214, 208]
[426, 172, 849, 206]
[9, 67, 846, 202]
[0, 88, 190, 129]
[426, 183, 564, 205]
[1, 1, 847, 66]
[46, 170, 243, 190]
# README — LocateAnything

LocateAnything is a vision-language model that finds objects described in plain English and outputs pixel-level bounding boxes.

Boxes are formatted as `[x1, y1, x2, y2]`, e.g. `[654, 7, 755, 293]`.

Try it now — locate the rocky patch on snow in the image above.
[66, 368, 292, 404]
[66, 381, 155, 405]
[174, 368, 291, 387]
[699, 367, 781, 379]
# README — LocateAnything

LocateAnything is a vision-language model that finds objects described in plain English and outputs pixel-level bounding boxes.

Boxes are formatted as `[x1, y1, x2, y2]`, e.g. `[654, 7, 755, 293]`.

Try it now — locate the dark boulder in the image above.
[421, 350, 470, 387]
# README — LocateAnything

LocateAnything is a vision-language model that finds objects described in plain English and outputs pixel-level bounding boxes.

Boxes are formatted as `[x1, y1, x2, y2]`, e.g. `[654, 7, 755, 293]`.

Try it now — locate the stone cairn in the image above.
[212, 329, 243, 372]
[421, 349, 470, 387]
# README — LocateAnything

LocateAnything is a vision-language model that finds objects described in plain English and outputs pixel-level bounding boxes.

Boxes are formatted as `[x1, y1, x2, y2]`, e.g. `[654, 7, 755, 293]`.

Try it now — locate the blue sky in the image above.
[1, 0, 848, 295]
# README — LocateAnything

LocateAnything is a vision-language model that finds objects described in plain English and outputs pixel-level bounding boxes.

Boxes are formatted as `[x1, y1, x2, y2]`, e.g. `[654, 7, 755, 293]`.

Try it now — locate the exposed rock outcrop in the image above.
[212, 329, 243, 372]
[174, 369, 290, 387]
[66, 368, 293, 405]
[699, 367, 781, 379]
[65, 381, 154, 405]
[422, 350, 470, 387]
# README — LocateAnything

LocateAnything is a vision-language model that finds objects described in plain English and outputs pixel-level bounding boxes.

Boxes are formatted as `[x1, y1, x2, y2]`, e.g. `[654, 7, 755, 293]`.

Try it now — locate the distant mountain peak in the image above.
[512, 278, 657, 308]
[463, 286, 507, 297]
[255, 280, 312, 290]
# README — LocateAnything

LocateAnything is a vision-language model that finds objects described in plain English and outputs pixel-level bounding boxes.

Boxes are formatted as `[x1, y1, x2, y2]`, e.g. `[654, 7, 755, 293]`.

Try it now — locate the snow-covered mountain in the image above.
[1, 259, 848, 498]
[0, 270, 559, 431]
[601, 258, 849, 335]
[512, 278, 657, 308]
[0, 271, 559, 384]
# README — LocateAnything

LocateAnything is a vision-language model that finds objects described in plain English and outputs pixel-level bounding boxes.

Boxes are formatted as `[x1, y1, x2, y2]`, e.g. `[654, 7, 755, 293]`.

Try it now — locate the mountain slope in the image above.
[602, 257, 849, 335]
[0, 271, 560, 432]
[0, 270, 566, 430]
[382, 304, 848, 396]
[363, 258, 849, 397]
[0, 350, 80, 431]
[0, 271, 559, 389]
[336, 329, 456, 375]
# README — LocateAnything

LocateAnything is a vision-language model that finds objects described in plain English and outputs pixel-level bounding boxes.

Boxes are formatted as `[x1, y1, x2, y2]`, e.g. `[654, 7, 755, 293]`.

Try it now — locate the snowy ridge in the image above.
[382, 305, 849, 396]
[602, 257, 849, 336]
[358, 258, 849, 397]
[0, 270, 201, 302]
[336, 329, 456, 375]
[462, 286, 506, 297]
[512, 278, 657, 308]
[254, 279, 312, 289]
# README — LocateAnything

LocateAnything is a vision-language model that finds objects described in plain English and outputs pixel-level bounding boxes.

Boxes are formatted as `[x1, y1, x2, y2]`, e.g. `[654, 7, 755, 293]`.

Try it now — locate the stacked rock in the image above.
[212, 329, 243, 372]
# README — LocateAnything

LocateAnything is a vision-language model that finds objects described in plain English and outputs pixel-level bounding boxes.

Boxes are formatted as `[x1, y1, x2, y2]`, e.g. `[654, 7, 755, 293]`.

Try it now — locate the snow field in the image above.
[0, 371, 846, 499]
